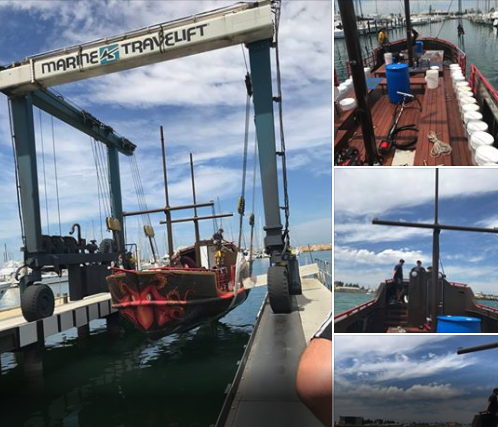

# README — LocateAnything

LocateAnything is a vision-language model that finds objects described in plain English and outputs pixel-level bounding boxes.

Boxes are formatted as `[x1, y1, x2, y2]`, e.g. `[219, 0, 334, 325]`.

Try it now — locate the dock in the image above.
[217, 264, 331, 427]
[0, 293, 117, 354]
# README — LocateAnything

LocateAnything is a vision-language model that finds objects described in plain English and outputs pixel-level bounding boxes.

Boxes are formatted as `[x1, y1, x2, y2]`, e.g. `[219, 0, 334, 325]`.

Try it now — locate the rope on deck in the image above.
[428, 131, 452, 157]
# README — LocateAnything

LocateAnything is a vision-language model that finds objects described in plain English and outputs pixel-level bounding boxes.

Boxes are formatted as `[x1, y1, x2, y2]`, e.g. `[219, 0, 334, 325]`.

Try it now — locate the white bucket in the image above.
[461, 103, 480, 116]
[456, 81, 470, 90]
[458, 92, 475, 112]
[384, 52, 393, 65]
[450, 64, 461, 70]
[460, 97, 478, 117]
[338, 83, 348, 95]
[430, 66, 440, 71]
[459, 95, 478, 108]
[457, 86, 473, 97]
[466, 120, 489, 139]
[451, 71, 464, 79]
[463, 110, 483, 126]
[475, 145, 498, 165]
[425, 70, 439, 89]
[470, 131, 494, 155]
[452, 75, 465, 90]
[339, 98, 356, 111]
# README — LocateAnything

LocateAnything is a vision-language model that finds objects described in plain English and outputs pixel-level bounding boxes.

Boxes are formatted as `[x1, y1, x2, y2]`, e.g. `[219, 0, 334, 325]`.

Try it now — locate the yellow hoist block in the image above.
[143, 225, 155, 237]
[106, 217, 122, 232]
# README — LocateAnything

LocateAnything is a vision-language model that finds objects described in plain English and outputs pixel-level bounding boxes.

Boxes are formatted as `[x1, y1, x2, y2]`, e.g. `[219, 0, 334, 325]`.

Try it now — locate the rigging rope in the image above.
[236, 74, 252, 252]
[90, 137, 105, 240]
[7, 99, 25, 243]
[248, 135, 259, 274]
[91, 138, 111, 219]
[50, 116, 62, 235]
[128, 154, 159, 261]
[428, 131, 452, 157]
[38, 110, 50, 234]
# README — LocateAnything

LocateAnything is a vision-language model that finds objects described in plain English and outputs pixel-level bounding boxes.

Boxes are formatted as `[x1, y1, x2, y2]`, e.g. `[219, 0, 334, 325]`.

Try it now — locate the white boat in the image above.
[0, 260, 22, 285]
[493, 19, 498, 27]
[0, 281, 12, 300]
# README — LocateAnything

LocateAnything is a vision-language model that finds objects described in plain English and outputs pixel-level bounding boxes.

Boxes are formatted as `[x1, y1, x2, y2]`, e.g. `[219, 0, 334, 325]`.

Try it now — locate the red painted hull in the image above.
[107, 267, 249, 339]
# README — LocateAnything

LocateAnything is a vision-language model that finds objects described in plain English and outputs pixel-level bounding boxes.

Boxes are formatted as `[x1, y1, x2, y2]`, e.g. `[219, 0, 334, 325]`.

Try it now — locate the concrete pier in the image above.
[217, 264, 331, 427]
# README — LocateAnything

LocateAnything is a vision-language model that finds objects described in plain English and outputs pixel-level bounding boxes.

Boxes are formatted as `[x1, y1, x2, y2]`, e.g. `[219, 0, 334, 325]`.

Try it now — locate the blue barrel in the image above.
[437, 315, 481, 333]
[385, 63, 411, 104]
[416, 40, 423, 55]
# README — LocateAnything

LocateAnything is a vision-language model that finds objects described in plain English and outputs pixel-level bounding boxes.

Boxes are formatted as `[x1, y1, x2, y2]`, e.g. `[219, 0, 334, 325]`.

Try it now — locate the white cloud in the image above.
[335, 220, 433, 243]
[334, 335, 454, 359]
[334, 246, 428, 265]
[339, 351, 475, 383]
[334, 169, 498, 216]
[335, 382, 464, 402]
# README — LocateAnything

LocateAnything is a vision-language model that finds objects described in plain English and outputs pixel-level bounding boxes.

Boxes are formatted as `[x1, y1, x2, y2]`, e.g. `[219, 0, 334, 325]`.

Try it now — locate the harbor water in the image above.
[0, 251, 331, 427]
[334, 19, 498, 88]
[334, 291, 498, 315]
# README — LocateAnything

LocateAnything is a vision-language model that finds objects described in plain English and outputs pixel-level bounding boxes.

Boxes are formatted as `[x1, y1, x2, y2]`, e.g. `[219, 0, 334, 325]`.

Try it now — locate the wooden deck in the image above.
[335, 65, 473, 166]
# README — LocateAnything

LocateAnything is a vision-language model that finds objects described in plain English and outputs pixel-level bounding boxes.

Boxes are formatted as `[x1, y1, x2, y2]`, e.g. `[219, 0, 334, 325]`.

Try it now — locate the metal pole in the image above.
[404, 0, 414, 68]
[457, 342, 498, 355]
[338, 0, 379, 165]
[371, 220, 498, 234]
[160, 126, 174, 259]
[189, 153, 200, 244]
[431, 169, 440, 332]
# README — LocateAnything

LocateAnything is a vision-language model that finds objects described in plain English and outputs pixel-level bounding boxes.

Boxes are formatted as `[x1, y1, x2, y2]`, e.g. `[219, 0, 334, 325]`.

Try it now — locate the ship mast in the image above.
[337, 0, 379, 165]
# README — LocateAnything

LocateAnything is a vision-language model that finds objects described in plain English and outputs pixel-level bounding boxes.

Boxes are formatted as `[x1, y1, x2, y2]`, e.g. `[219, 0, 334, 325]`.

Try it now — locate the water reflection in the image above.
[1, 287, 266, 427]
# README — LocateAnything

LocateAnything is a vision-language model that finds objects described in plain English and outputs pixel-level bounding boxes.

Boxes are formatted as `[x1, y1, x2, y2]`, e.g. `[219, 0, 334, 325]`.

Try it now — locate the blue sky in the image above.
[335, 169, 498, 294]
[0, 1, 332, 263]
[335, 335, 498, 423]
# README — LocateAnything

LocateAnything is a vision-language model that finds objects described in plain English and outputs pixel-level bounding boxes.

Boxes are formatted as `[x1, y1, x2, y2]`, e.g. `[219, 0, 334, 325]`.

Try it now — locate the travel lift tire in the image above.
[21, 283, 55, 322]
[268, 265, 292, 314]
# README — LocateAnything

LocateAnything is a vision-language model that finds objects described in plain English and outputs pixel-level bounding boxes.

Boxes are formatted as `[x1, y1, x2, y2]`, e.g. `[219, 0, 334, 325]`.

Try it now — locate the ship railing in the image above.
[469, 64, 498, 139]
[214, 267, 229, 291]
[449, 281, 468, 288]
[334, 298, 376, 322]
[477, 303, 498, 313]
[314, 258, 332, 291]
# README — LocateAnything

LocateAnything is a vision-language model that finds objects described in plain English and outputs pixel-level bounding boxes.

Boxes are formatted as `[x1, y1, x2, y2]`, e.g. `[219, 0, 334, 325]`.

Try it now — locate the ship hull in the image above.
[107, 267, 249, 339]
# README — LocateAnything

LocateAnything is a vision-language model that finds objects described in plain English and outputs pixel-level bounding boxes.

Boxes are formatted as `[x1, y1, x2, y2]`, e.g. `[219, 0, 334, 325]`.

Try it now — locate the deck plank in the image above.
[334, 67, 474, 166]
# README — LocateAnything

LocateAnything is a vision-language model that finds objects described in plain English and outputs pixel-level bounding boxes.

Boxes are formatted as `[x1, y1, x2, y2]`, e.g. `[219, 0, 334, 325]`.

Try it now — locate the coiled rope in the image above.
[428, 131, 452, 157]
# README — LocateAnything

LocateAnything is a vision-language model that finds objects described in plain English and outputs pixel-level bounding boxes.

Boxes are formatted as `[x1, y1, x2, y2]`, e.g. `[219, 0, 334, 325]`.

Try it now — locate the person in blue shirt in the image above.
[393, 259, 405, 303]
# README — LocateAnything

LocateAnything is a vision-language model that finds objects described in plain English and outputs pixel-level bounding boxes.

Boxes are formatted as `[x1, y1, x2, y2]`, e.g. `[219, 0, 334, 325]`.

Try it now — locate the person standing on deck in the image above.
[485, 388, 498, 427]
[392, 259, 405, 303]
[410, 27, 420, 63]
[410, 260, 425, 275]
[376, 27, 390, 67]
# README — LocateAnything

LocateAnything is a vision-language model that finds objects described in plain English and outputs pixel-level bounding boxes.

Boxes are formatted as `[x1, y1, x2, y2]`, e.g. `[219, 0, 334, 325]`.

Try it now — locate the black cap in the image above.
[400, 259, 405, 263]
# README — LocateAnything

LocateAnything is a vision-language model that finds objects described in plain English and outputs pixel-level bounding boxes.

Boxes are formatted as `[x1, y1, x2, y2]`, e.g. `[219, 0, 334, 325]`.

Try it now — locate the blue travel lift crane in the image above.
[0, 0, 301, 322]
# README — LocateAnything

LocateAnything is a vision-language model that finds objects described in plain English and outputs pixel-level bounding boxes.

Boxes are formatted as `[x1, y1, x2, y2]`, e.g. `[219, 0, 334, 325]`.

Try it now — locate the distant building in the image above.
[338, 416, 364, 426]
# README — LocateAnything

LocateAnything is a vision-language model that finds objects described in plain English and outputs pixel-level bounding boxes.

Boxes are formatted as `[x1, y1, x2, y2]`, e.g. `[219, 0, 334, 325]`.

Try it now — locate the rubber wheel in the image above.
[268, 265, 292, 314]
[21, 284, 55, 322]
